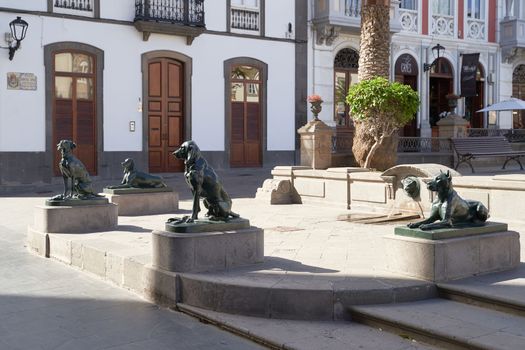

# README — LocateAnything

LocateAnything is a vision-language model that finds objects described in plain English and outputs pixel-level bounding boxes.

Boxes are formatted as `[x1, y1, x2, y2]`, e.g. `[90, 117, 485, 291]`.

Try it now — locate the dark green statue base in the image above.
[395, 221, 508, 240]
[45, 197, 109, 206]
[165, 217, 250, 233]
[103, 187, 173, 195]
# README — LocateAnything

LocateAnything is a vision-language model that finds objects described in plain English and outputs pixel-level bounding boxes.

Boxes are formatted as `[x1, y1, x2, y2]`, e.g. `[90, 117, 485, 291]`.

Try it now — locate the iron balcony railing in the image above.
[397, 137, 453, 153]
[468, 128, 525, 142]
[54, 0, 93, 12]
[135, 0, 205, 27]
[231, 7, 260, 31]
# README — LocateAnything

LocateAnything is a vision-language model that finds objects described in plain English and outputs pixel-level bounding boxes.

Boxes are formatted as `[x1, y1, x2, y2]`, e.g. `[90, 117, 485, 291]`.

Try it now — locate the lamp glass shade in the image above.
[431, 43, 445, 61]
[9, 17, 28, 42]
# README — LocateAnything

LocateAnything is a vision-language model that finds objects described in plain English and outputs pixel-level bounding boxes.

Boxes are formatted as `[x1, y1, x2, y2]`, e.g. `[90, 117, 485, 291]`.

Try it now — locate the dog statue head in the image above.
[121, 158, 135, 172]
[427, 170, 452, 194]
[56, 139, 76, 156]
[173, 140, 200, 164]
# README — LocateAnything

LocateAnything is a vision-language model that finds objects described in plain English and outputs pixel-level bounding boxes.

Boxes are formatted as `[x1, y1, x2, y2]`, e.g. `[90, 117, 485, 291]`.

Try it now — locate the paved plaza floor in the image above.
[2, 166, 525, 349]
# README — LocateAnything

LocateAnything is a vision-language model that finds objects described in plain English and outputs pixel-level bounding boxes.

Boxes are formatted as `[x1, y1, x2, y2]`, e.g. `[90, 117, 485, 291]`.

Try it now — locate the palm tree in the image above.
[352, 0, 394, 169]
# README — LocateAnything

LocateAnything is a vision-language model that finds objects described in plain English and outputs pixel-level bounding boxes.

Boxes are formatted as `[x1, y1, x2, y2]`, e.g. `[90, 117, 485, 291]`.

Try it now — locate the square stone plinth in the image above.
[384, 229, 520, 282]
[152, 227, 264, 273]
[31, 203, 118, 233]
[104, 190, 178, 216]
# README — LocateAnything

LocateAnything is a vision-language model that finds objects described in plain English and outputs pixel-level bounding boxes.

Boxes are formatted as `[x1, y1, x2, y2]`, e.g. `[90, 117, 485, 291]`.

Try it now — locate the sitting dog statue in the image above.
[170, 140, 238, 223]
[52, 139, 101, 200]
[407, 170, 488, 230]
[106, 158, 167, 189]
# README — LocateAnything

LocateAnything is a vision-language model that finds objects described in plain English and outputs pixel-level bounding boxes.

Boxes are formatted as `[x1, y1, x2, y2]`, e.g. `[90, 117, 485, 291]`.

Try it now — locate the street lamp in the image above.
[2, 16, 29, 61]
[423, 43, 445, 72]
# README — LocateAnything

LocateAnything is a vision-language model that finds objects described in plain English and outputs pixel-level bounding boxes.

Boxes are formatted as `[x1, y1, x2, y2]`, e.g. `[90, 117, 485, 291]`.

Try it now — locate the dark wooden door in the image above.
[230, 65, 262, 167]
[402, 75, 419, 136]
[53, 52, 97, 175]
[429, 77, 453, 126]
[147, 58, 184, 173]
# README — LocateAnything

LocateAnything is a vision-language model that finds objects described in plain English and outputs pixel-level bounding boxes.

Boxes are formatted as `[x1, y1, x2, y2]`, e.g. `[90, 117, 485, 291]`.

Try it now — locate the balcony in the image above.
[312, 0, 400, 45]
[230, 6, 260, 34]
[500, 18, 525, 57]
[53, 0, 96, 17]
[134, 0, 205, 45]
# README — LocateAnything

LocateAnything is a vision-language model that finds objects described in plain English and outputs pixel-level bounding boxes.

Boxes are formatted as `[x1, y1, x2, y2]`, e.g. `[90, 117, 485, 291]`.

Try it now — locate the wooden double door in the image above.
[147, 57, 184, 173]
[52, 51, 97, 175]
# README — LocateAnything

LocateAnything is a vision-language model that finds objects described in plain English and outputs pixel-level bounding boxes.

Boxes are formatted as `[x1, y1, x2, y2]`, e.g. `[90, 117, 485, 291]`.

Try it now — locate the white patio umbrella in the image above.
[477, 98, 525, 112]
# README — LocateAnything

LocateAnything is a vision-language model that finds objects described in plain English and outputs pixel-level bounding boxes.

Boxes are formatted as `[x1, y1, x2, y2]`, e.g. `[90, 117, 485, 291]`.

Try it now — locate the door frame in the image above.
[141, 51, 192, 170]
[44, 42, 104, 177]
[224, 57, 268, 167]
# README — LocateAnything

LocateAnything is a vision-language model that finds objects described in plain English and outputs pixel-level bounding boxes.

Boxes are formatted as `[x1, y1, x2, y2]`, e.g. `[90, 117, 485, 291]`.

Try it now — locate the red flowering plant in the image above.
[307, 95, 323, 120]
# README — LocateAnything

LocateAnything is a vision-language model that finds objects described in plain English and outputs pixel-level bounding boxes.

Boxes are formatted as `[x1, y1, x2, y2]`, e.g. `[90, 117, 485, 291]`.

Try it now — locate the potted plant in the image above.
[307, 94, 323, 120]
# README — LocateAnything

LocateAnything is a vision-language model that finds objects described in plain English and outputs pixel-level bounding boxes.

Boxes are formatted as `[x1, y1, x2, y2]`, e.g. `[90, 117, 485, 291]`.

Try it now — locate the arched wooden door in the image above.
[395, 54, 419, 136]
[230, 65, 262, 167]
[465, 64, 485, 128]
[147, 57, 184, 173]
[429, 58, 454, 128]
[52, 51, 97, 175]
[334, 48, 359, 127]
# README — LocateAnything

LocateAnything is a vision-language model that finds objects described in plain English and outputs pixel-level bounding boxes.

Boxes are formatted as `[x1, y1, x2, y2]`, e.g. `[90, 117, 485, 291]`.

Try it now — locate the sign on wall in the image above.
[6, 72, 37, 90]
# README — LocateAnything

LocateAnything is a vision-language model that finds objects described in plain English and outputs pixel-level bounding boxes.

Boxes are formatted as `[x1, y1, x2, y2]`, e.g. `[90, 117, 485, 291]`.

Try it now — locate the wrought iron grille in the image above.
[468, 128, 525, 142]
[331, 130, 354, 153]
[397, 137, 453, 153]
[135, 0, 205, 27]
[54, 0, 92, 11]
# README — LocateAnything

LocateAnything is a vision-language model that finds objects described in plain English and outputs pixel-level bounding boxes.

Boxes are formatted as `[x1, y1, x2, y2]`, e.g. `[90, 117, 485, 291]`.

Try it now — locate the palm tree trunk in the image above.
[352, 0, 392, 169]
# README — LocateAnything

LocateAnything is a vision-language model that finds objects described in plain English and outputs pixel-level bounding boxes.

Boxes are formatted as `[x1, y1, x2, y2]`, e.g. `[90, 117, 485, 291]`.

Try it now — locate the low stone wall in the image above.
[268, 165, 525, 223]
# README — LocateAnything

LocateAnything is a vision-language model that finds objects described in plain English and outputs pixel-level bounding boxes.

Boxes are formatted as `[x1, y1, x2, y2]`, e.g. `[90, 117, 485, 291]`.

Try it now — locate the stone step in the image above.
[176, 303, 438, 350]
[178, 268, 436, 320]
[438, 286, 525, 318]
[349, 299, 525, 350]
[437, 270, 525, 317]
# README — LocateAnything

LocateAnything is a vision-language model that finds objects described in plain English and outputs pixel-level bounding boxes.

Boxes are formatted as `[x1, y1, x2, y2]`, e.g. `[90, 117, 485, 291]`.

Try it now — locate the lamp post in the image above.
[423, 43, 445, 72]
[2, 16, 29, 61]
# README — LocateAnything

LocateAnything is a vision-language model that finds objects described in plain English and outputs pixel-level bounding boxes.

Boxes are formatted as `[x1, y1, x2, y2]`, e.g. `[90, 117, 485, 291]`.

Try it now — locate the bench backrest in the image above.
[451, 136, 514, 154]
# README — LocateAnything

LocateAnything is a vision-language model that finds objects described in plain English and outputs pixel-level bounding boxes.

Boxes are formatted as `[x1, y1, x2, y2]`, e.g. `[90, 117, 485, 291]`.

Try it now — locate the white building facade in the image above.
[308, 0, 516, 138]
[0, 0, 307, 186]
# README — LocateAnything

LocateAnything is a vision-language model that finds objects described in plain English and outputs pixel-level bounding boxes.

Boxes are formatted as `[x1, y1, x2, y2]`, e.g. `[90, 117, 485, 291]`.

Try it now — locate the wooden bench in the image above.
[451, 136, 525, 173]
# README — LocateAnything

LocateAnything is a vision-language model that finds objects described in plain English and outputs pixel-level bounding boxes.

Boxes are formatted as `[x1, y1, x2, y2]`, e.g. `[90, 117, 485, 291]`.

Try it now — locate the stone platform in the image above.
[153, 221, 263, 273]
[30, 202, 118, 234]
[26, 200, 437, 321]
[103, 187, 178, 216]
[385, 222, 520, 282]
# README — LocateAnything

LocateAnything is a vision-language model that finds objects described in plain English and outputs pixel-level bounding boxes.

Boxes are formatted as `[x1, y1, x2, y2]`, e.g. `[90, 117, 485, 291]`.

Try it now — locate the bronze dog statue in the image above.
[170, 140, 238, 223]
[52, 140, 101, 200]
[106, 158, 166, 189]
[407, 170, 488, 230]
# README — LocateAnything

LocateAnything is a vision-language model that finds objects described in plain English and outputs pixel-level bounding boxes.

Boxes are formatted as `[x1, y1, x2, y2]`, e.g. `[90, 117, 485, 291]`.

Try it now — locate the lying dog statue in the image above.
[170, 140, 238, 223]
[106, 158, 167, 189]
[52, 139, 101, 200]
[407, 170, 488, 230]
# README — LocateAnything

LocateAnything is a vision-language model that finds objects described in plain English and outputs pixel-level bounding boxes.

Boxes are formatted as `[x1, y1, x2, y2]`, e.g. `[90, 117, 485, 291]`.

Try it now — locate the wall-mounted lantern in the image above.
[423, 43, 445, 72]
[3, 16, 29, 60]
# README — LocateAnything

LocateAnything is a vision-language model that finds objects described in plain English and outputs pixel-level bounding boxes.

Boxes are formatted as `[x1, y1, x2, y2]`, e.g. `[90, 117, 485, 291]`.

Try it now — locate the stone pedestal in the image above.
[298, 119, 333, 169]
[152, 222, 264, 273]
[384, 222, 520, 282]
[437, 114, 469, 138]
[103, 187, 178, 216]
[31, 202, 118, 233]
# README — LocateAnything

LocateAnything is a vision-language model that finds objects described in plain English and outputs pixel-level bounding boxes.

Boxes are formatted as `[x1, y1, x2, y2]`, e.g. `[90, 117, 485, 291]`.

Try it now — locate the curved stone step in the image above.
[349, 299, 525, 350]
[178, 265, 436, 320]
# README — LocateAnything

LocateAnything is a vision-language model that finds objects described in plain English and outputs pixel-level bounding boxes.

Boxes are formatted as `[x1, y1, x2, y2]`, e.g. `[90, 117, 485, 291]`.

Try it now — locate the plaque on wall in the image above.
[395, 54, 418, 76]
[7, 72, 37, 90]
